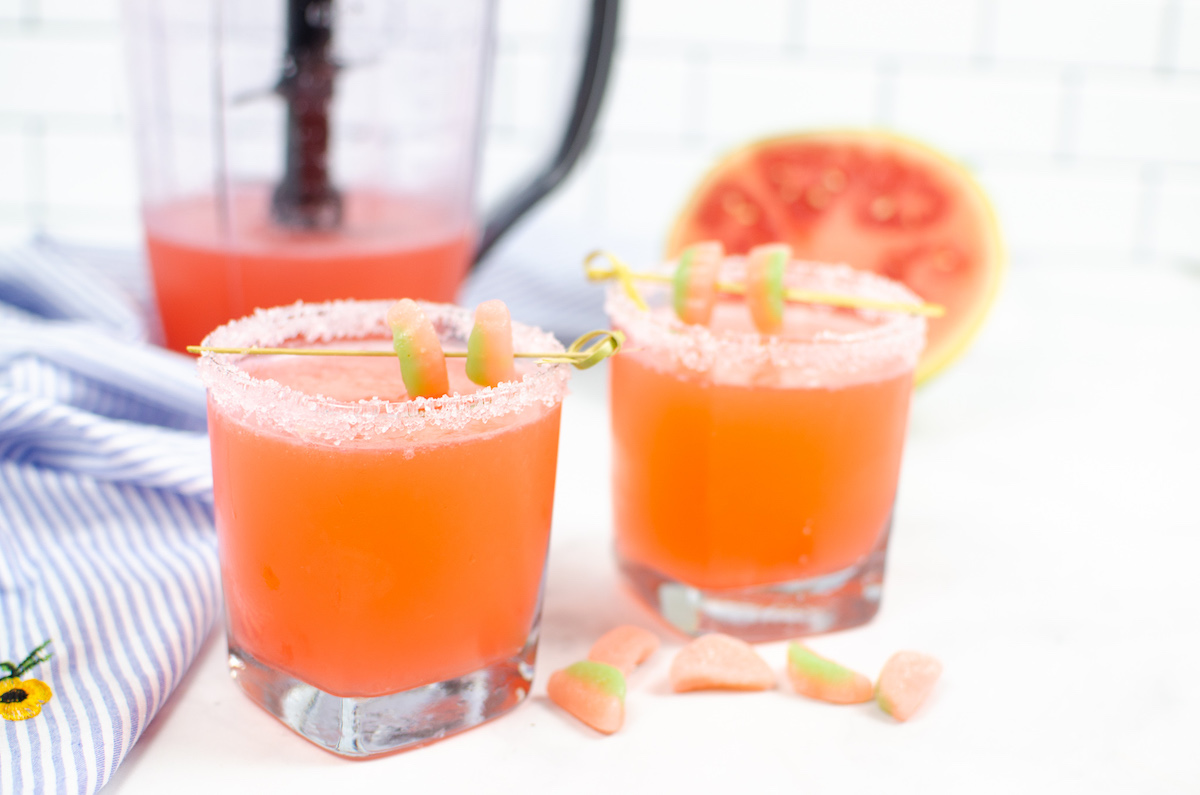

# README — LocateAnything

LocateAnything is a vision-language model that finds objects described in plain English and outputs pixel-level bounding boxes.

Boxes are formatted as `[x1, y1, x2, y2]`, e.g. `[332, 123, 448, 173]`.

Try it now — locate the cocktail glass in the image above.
[197, 299, 569, 756]
[606, 259, 926, 641]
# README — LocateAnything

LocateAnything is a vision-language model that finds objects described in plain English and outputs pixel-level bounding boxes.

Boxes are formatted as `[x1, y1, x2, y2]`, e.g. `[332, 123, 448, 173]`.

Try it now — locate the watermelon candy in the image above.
[466, 299, 516, 388]
[386, 299, 449, 399]
[785, 643, 874, 705]
[587, 625, 660, 674]
[547, 660, 626, 735]
[672, 241, 724, 325]
[669, 633, 775, 693]
[744, 243, 790, 334]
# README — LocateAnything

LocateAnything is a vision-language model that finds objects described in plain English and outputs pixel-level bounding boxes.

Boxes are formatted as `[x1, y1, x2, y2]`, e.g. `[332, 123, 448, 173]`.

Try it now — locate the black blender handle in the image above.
[475, 0, 620, 263]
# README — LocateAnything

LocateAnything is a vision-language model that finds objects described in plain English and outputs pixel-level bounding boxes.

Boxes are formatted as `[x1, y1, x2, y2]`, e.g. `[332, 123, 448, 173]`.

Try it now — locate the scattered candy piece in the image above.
[465, 299, 517, 387]
[745, 243, 790, 334]
[387, 299, 450, 399]
[875, 651, 942, 722]
[587, 625, 660, 675]
[547, 660, 626, 735]
[786, 643, 873, 704]
[669, 633, 775, 693]
[672, 241, 724, 325]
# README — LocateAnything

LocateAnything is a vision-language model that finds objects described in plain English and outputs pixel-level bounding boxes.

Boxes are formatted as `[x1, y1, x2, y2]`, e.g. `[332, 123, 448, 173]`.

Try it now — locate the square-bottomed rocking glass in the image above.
[197, 300, 568, 756]
[607, 259, 926, 641]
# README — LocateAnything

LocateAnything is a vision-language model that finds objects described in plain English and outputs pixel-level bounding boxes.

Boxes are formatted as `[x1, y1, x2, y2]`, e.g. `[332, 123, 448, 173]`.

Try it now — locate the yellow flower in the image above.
[0, 676, 52, 721]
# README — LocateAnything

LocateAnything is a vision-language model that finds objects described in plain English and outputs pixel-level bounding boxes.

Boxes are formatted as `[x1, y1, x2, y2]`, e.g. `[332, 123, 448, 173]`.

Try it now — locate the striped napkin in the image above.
[0, 245, 220, 795]
[0, 234, 604, 793]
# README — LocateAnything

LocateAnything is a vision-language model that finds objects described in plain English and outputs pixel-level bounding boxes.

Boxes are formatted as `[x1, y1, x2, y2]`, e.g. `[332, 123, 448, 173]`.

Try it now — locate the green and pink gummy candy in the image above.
[672, 241, 724, 325]
[587, 625, 660, 675]
[465, 299, 516, 388]
[547, 660, 626, 735]
[386, 298, 449, 399]
[547, 627, 939, 732]
[669, 633, 775, 693]
[388, 298, 523, 397]
[786, 643, 873, 705]
[548, 626, 660, 734]
[745, 242, 790, 334]
[875, 650, 942, 721]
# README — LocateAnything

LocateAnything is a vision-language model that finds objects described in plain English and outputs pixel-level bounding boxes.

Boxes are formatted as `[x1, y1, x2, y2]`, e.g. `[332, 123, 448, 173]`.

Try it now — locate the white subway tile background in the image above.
[1, 0, 1198, 268]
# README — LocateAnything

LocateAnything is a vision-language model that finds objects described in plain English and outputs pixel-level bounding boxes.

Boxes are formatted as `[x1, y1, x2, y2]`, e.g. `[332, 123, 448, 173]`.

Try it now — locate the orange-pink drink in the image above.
[145, 188, 473, 352]
[197, 300, 569, 756]
[607, 261, 926, 639]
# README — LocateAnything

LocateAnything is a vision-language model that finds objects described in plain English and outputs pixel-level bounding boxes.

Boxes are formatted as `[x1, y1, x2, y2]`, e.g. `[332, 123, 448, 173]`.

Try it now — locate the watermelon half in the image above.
[666, 130, 1004, 384]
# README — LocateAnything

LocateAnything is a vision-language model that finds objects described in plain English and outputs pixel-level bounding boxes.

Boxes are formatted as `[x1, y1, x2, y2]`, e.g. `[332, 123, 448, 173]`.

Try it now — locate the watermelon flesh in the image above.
[667, 131, 1004, 383]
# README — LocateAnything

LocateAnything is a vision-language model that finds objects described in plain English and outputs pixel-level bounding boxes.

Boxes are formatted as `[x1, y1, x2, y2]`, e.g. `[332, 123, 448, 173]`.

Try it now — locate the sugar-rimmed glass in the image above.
[607, 260, 926, 641]
[198, 300, 569, 756]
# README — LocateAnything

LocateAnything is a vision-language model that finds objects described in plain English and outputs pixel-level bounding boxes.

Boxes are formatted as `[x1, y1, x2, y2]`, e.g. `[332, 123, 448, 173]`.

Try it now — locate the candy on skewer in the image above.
[745, 243, 790, 334]
[188, 301, 625, 401]
[387, 298, 449, 399]
[189, 330, 623, 366]
[672, 241, 724, 326]
[466, 299, 516, 387]
[584, 248, 945, 319]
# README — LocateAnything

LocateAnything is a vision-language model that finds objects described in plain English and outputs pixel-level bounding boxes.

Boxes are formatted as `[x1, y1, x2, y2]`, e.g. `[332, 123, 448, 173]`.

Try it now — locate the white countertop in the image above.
[108, 264, 1200, 794]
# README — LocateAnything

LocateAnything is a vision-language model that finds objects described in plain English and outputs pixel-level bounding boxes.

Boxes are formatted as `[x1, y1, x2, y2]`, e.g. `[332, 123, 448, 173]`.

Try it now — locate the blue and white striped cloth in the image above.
[0, 245, 219, 795]
[0, 233, 606, 793]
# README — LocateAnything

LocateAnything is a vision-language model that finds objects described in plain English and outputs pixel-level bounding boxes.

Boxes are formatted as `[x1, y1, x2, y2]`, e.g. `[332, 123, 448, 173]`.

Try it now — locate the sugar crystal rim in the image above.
[197, 299, 570, 442]
[605, 259, 927, 383]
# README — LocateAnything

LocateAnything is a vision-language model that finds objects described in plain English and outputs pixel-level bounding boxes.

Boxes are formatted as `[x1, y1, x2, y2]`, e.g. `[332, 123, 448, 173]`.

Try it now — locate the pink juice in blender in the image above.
[144, 188, 473, 352]
[125, 0, 618, 352]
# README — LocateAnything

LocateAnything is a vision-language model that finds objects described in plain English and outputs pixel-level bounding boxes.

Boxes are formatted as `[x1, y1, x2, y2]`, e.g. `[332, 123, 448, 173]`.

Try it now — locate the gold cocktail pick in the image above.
[583, 250, 945, 318]
[187, 329, 625, 371]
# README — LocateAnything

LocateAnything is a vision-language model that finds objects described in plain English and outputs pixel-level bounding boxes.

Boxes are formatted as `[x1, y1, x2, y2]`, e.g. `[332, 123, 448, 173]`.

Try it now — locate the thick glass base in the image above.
[227, 635, 537, 758]
[619, 518, 891, 642]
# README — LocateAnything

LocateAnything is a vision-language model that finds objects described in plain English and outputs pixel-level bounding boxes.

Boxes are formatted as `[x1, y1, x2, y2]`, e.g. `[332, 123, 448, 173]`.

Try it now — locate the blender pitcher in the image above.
[123, 0, 617, 352]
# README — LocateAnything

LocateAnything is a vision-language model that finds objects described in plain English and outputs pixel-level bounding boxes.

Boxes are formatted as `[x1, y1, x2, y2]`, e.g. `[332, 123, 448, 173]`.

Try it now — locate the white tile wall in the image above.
[0, 37, 124, 115]
[0, 130, 29, 204]
[599, 51, 691, 138]
[487, 48, 522, 131]
[803, 0, 979, 60]
[974, 160, 1144, 257]
[0, 0, 1198, 269]
[991, 0, 1166, 68]
[622, 0, 791, 49]
[39, 0, 120, 23]
[1077, 74, 1200, 163]
[703, 57, 879, 144]
[0, 223, 31, 246]
[597, 143, 711, 240]
[40, 205, 141, 245]
[892, 66, 1063, 158]
[495, 0, 564, 38]
[505, 48, 576, 136]
[1178, 1, 1200, 71]
[1153, 168, 1200, 258]
[43, 125, 137, 207]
